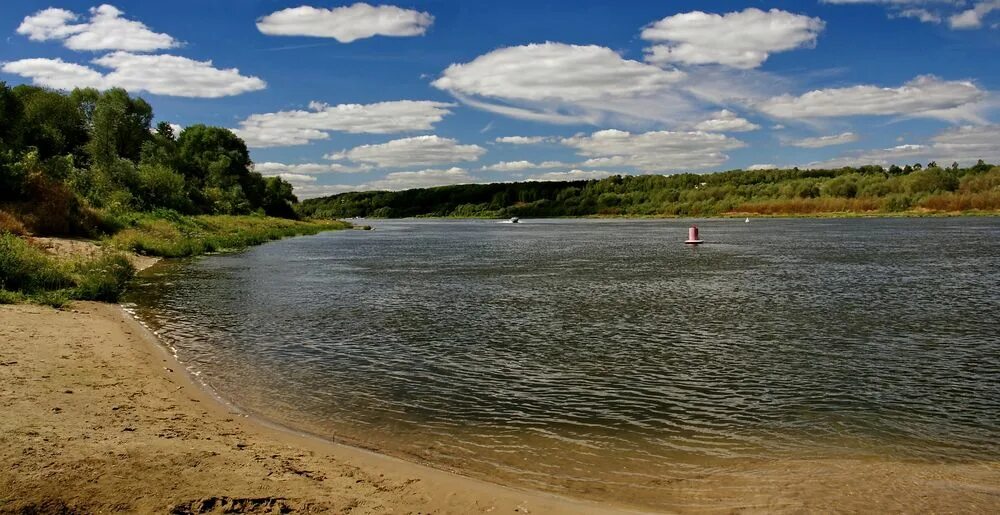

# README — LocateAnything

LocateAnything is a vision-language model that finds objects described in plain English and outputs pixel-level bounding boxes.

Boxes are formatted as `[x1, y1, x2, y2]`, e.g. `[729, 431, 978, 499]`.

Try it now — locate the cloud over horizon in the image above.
[256, 3, 434, 43]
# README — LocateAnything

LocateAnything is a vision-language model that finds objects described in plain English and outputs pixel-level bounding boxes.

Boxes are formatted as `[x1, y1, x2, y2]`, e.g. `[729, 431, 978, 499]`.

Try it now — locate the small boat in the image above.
[745, 217, 750, 223]
[509, 217, 520, 224]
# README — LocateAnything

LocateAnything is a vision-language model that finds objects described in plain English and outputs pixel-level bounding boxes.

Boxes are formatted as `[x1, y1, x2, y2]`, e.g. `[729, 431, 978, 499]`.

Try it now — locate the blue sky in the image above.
[1, 1, 998, 198]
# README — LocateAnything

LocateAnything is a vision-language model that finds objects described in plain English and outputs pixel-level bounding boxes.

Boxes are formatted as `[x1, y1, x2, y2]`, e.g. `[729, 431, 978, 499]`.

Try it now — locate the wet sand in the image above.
[0, 302, 634, 514]
[1, 301, 998, 513]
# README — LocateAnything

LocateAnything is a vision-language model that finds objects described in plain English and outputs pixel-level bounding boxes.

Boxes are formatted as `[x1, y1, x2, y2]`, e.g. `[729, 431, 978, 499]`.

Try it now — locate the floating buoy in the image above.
[685, 225, 704, 245]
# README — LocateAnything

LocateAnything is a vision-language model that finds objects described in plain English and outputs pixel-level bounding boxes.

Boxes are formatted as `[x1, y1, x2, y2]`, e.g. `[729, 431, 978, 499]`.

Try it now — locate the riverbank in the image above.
[0, 213, 349, 307]
[2, 303, 998, 513]
[0, 302, 631, 514]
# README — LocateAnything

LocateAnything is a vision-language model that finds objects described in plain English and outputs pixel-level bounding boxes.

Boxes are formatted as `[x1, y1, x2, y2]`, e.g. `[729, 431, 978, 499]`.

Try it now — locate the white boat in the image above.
[745, 217, 750, 223]
[510, 217, 520, 223]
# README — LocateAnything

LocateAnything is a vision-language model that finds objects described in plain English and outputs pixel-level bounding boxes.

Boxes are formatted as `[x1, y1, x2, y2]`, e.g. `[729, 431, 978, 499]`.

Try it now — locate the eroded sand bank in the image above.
[1, 302, 998, 513]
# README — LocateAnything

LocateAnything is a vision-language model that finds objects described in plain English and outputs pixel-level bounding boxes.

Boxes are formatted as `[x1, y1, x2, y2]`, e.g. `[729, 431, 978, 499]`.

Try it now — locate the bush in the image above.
[0, 210, 27, 235]
[137, 164, 190, 211]
[72, 253, 135, 302]
[34, 289, 70, 308]
[0, 232, 73, 292]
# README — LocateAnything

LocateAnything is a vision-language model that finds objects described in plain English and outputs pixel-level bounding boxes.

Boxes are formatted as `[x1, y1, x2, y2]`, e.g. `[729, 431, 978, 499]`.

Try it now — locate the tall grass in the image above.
[0, 231, 135, 305]
[108, 213, 349, 258]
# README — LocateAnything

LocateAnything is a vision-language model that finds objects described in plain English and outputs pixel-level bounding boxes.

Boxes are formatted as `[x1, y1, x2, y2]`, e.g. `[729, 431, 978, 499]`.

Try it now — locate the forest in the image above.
[0, 81, 299, 237]
[299, 162, 1000, 219]
[0, 82, 338, 306]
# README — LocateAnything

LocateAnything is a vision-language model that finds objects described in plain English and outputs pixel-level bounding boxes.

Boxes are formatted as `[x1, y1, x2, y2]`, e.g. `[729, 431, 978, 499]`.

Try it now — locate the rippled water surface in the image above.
[126, 218, 1000, 506]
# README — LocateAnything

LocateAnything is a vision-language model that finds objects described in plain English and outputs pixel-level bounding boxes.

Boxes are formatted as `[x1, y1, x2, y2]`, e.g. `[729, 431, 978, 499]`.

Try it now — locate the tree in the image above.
[12, 85, 88, 161]
[87, 88, 153, 169]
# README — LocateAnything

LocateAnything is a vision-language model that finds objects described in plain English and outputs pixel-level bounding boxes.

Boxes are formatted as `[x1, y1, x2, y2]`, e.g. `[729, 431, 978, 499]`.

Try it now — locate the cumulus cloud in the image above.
[2, 52, 265, 98]
[949, 1, 1000, 29]
[256, 3, 433, 43]
[364, 167, 479, 190]
[822, 0, 999, 29]
[747, 164, 778, 170]
[254, 162, 372, 176]
[693, 110, 760, 132]
[804, 125, 1000, 168]
[787, 132, 859, 148]
[336, 135, 486, 168]
[480, 160, 571, 171]
[17, 4, 179, 52]
[494, 136, 552, 145]
[560, 129, 746, 172]
[641, 8, 824, 69]
[756, 75, 986, 120]
[232, 101, 454, 148]
[433, 42, 691, 125]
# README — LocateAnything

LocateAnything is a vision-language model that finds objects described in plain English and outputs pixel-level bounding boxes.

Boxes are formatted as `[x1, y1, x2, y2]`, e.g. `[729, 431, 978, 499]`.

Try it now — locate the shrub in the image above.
[72, 253, 135, 302]
[0, 210, 27, 235]
[0, 232, 72, 292]
[34, 289, 70, 308]
[0, 289, 24, 304]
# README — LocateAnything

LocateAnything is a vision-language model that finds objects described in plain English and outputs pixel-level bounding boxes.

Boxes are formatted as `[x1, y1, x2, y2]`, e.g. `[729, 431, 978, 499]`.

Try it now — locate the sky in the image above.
[1, 1, 998, 199]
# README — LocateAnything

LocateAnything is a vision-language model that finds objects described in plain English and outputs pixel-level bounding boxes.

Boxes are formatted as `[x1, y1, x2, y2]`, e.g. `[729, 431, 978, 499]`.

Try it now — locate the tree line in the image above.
[0, 82, 298, 236]
[299, 161, 1000, 219]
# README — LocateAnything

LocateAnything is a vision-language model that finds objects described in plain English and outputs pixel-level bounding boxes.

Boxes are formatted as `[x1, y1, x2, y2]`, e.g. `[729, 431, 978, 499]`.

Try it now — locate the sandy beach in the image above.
[2, 301, 999, 514]
[0, 302, 637, 514]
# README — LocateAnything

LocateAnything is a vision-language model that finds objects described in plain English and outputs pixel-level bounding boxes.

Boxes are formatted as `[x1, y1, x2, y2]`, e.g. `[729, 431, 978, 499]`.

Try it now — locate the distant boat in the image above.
[510, 217, 520, 224]
[745, 217, 750, 223]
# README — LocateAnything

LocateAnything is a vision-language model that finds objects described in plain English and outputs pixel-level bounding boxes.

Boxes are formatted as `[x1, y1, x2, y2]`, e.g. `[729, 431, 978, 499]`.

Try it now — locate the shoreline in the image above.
[0, 301, 639, 514]
[3, 304, 999, 513]
[352, 210, 1000, 222]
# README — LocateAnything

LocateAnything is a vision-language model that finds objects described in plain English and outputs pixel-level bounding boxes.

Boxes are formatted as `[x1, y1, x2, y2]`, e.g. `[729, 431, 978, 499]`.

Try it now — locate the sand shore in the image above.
[2, 301, 999, 513]
[0, 302, 635, 514]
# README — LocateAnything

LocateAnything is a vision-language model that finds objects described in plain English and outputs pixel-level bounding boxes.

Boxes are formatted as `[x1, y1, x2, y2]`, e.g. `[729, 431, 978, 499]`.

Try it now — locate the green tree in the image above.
[87, 88, 153, 169]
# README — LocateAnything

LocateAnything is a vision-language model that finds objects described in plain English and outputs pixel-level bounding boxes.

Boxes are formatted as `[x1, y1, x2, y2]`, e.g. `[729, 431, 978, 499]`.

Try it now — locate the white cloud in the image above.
[949, 1, 1000, 29]
[494, 136, 551, 145]
[365, 167, 479, 190]
[2, 58, 105, 90]
[693, 110, 760, 132]
[822, 0, 999, 30]
[641, 8, 824, 69]
[272, 173, 318, 185]
[254, 162, 372, 176]
[747, 164, 778, 170]
[1, 52, 265, 98]
[17, 4, 179, 52]
[232, 100, 454, 148]
[756, 75, 986, 120]
[433, 42, 689, 125]
[560, 129, 746, 172]
[787, 132, 859, 148]
[524, 170, 618, 182]
[480, 160, 571, 171]
[894, 8, 942, 23]
[804, 125, 1000, 168]
[256, 3, 433, 43]
[289, 183, 364, 199]
[337, 135, 486, 168]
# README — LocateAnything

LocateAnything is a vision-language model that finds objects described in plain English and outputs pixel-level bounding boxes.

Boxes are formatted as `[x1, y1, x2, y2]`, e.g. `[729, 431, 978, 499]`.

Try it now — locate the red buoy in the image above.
[685, 225, 704, 245]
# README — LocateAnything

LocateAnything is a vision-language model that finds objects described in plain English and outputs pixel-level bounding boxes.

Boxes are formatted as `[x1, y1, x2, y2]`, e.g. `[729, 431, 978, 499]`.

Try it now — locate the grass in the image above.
[108, 212, 350, 258]
[0, 231, 135, 306]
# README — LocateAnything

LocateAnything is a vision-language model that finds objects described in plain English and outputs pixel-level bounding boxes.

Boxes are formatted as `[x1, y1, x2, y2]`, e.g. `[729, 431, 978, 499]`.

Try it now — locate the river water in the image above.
[125, 218, 1000, 508]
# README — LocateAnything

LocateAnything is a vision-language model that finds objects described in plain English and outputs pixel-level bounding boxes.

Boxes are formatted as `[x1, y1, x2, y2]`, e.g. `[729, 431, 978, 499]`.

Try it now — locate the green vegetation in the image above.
[300, 162, 1000, 219]
[108, 212, 348, 258]
[0, 82, 349, 306]
[0, 231, 132, 306]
